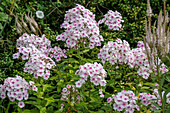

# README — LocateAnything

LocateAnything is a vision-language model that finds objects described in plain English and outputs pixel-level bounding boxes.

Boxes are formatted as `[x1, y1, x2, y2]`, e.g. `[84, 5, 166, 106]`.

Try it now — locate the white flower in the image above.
[75, 81, 82, 88]
[36, 11, 44, 19]
[32, 85, 38, 92]
[13, 52, 20, 59]
[18, 101, 25, 108]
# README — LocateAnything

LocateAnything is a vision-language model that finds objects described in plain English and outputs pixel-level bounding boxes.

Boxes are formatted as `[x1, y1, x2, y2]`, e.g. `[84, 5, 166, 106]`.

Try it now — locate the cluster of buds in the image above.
[0, 75, 37, 108]
[75, 62, 107, 88]
[60, 85, 82, 111]
[98, 10, 124, 30]
[61, 85, 82, 103]
[139, 89, 170, 111]
[56, 4, 104, 49]
[107, 90, 139, 113]
[15, 12, 42, 35]
[99, 88, 104, 97]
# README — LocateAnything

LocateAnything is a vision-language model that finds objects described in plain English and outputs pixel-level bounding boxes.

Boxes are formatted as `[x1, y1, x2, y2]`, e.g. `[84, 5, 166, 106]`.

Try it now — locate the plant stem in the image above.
[88, 79, 91, 100]
[163, 0, 166, 22]
[5, 102, 12, 113]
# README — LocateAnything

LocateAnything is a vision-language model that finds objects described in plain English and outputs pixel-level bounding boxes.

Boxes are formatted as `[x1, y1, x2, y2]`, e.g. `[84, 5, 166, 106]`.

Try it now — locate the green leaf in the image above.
[68, 58, 79, 63]
[0, 7, 3, 11]
[160, 77, 165, 87]
[47, 106, 54, 113]
[45, 97, 56, 107]
[0, 23, 2, 29]
[54, 111, 62, 113]
[43, 84, 52, 92]
[22, 110, 31, 113]
[30, 109, 39, 113]
[29, 97, 38, 100]
[90, 97, 98, 103]
[107, 79, 115, 86]
[101, 104, 112, 112]
[25, 101, 38, 105]
[77, 102, 88, 110]
[22, 109, 39, 113]
[165, 74, 170, 82]
[40, 107, 46, 113]
[49, 75, 58, 80]
[141, 87, 150, 90]
[125, 72, 137, 77]
[151, 102, 161, 109]
[82, 49, 90, 53]
[0, 12, 8, 22]
[143, 82, 155, 86]
[154, 110, 162, 113]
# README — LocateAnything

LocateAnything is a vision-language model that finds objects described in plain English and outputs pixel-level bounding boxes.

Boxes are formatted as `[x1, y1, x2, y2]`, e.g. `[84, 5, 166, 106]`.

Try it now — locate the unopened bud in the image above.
[29, 22, 36, 33]
[21, 14, 27, 27]
[30, 12, 38, 28]
[16, 27, 22, 34]
[15, 15, 22, 29]
[146, 0, 153, 17]
[25, 13, 30, 22]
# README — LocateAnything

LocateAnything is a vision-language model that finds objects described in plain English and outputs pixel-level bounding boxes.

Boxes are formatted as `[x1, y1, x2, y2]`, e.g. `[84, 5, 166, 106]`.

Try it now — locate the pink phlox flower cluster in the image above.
[56, 4, 104, 49]
[0, 75, 37, 108]
[98, 10, 124, 30]
[131, 47, 152, 79]
[23, 47, 56, 79]
[98, 39, 168, 79]
[98, 38, 131, 65]
[75, 62, 107, 88]
[107, 90, 139, 113]
[98, 39, 151, 79]
[13, 33, 51, 60]
[13, 33, 67, 62]
[43, 46, 67, 61]
[139, 89, 170, 111]
[13, 33, 68, 79]
[61, 85, 82, 104]
[139, 93, 157, 106]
